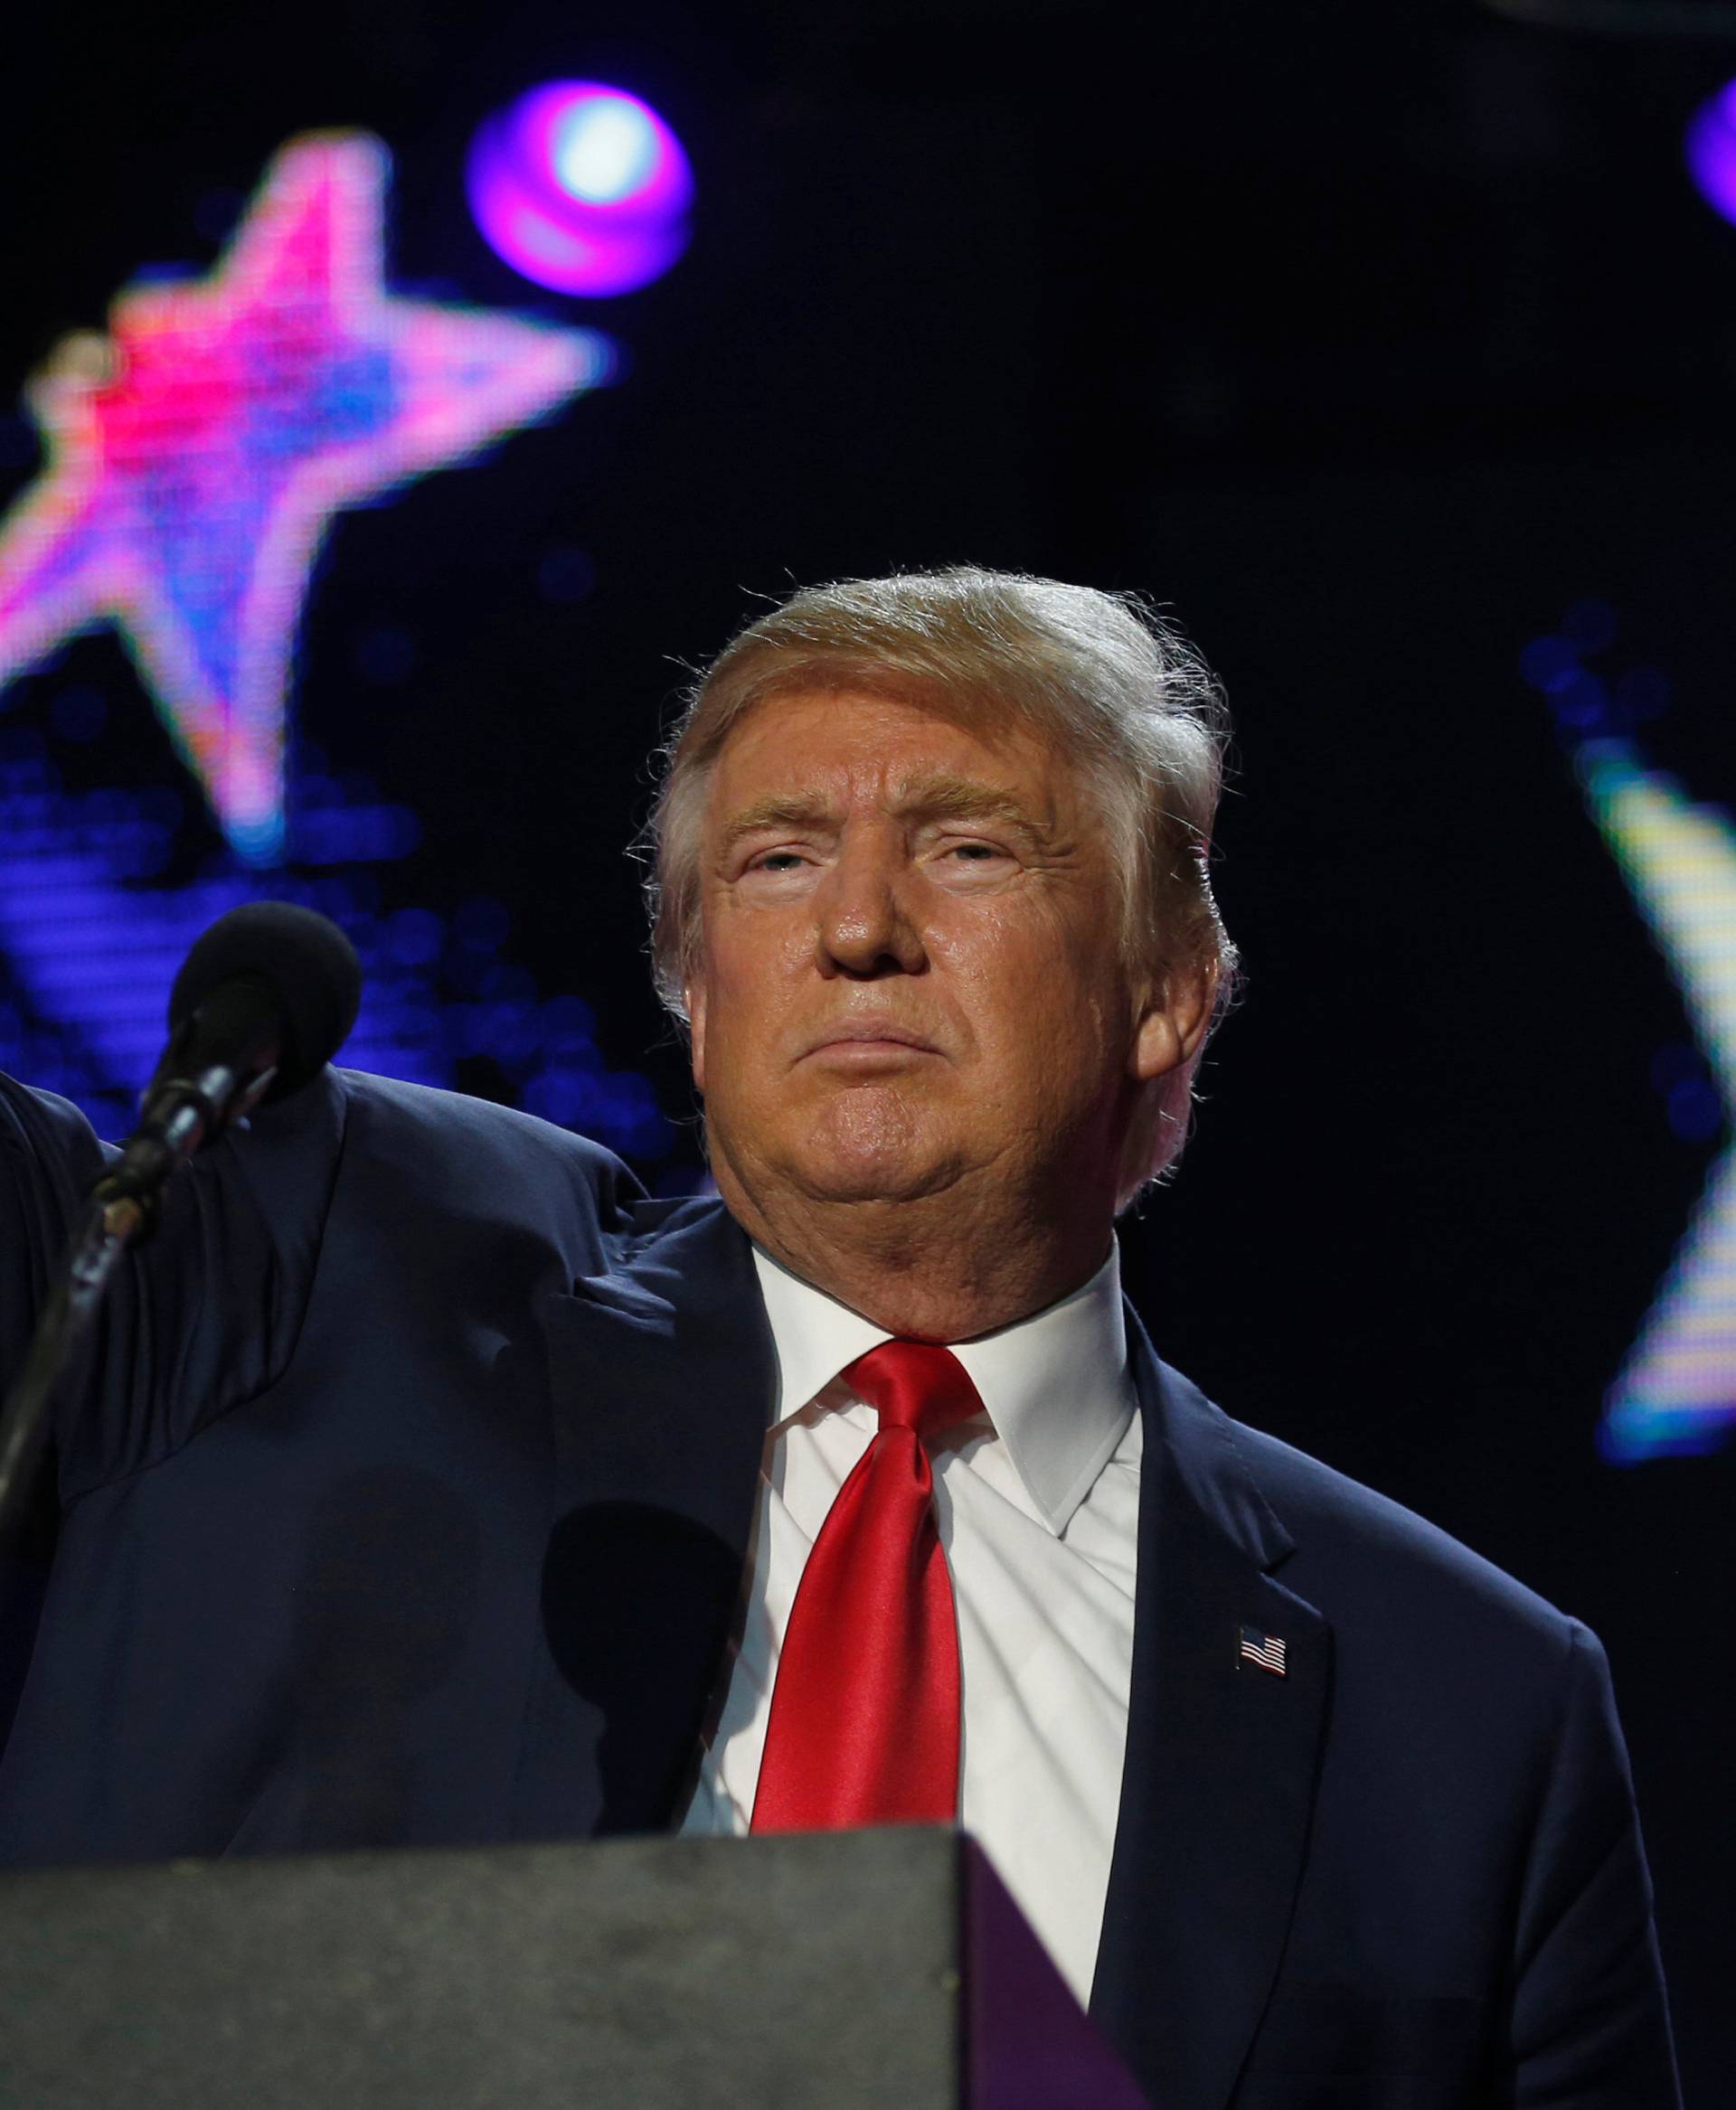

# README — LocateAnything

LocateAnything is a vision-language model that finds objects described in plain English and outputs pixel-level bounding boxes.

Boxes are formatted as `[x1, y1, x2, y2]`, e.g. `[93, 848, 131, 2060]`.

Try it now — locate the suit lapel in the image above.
[538, 1210, 1330, 2096]
[1090, 1313, 1332, 2110]
[539, 1198, 773, 1832]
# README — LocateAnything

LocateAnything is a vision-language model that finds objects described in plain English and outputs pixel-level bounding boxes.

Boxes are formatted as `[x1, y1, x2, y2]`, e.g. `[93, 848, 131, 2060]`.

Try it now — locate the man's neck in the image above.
[717, 1173, 1114, 1342]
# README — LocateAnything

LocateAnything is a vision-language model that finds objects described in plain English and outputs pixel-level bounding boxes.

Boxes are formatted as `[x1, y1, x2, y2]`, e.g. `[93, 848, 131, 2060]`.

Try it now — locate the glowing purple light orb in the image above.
[467, 83, 693, 297]
[1686, 80, 1736, 228]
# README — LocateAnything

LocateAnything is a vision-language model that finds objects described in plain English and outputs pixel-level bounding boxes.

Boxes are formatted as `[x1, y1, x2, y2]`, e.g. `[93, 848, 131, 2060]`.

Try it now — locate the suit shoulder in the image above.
[1189, 1380, 1580, 1656]
[327, 1067, 642, 1222]
[0, 1074, 106, 1180]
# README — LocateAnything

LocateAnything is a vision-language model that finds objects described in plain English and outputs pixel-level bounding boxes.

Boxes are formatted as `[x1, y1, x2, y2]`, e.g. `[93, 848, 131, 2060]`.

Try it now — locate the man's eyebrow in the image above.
[719, 775, 1047, 846]
[892, 774, 1047, 832]
[719, 793, 837, 846]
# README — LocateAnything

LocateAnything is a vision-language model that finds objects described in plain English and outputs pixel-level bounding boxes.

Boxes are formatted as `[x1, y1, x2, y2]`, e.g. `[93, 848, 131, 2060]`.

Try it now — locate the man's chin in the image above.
[769, 1103, 968, 1208]
[787, 1155, 962, 1206]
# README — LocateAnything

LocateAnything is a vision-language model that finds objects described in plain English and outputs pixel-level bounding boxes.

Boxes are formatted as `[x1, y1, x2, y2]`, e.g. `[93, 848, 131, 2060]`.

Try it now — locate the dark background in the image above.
[2, 0, 1731, 2095]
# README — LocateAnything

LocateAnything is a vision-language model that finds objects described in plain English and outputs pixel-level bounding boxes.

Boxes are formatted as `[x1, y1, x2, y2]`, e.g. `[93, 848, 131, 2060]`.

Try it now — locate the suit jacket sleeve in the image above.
[1508, 1618, 1681, 2107]
[0, 1067, 342, 1502]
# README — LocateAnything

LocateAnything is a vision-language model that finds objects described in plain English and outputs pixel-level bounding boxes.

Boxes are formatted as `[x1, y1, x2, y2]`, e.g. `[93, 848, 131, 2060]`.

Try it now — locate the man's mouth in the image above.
[802, 1022, 941, 1060]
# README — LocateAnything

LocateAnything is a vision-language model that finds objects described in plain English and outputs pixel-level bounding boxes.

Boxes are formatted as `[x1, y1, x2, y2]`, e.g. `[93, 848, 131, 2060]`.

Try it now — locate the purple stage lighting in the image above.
[467, 83, 693, 297]
[1686, 80, 1736, 227]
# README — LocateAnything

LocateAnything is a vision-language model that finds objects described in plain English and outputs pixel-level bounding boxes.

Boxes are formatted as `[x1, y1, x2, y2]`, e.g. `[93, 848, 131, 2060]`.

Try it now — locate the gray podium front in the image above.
[0, 1828, 1153, 2107]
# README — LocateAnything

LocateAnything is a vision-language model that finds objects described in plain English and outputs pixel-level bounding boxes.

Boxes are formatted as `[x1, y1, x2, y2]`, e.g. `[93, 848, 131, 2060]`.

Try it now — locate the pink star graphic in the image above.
[0, 131, 609, 861]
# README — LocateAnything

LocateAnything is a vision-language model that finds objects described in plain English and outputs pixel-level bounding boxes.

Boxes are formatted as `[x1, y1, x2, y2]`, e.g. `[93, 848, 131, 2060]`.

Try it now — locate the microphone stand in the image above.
[0, 1196, 140, 1552]
[0, 1052, 275, 1552]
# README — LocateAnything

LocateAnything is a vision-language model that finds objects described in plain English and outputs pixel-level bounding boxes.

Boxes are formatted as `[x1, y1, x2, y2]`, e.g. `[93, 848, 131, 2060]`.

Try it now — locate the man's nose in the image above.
[814, 837, 927, 978]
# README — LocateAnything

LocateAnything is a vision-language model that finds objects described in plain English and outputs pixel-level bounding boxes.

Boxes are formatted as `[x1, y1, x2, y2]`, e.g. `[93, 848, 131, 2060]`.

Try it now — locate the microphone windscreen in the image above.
[168, 903, 363, 1097]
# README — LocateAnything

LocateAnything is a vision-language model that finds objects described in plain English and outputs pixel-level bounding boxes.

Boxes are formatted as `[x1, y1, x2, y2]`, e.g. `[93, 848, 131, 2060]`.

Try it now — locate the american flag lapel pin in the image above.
[1238, 1623, 1288, 1678]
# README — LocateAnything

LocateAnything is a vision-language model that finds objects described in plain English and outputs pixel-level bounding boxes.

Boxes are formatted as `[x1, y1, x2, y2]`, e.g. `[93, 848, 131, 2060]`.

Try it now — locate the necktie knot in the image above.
[843, 1340, 982, 1443]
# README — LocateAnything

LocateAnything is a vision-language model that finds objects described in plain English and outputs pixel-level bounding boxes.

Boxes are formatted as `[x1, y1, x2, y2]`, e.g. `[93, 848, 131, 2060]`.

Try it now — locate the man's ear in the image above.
[1130, 956, 1218, 1085]
[686, 979, 708, 1095]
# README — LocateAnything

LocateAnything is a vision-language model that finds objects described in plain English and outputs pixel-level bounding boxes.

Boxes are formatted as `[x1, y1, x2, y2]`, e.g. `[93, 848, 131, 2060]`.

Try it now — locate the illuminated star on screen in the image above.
[1577, 740, 1736, 1460]
[0, 132, 611, 862]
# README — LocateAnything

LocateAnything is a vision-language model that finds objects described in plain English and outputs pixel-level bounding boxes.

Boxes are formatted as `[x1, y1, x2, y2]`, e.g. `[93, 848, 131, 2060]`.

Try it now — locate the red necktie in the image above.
[750, 1340, 977, 1832]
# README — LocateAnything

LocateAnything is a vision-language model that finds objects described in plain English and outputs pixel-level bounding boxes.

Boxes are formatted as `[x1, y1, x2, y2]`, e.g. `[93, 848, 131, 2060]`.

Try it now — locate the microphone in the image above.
[92, 903, 363, 1239]
[0, 903, 362, 1546]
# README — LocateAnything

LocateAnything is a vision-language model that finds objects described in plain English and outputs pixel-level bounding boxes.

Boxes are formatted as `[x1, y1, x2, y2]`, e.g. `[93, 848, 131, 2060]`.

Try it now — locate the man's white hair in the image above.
[643, 565, 1237, 1203]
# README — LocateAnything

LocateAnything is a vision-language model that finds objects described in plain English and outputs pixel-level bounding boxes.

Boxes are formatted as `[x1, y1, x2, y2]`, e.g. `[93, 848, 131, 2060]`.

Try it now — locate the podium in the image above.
[0, 1828, 1153, 2106]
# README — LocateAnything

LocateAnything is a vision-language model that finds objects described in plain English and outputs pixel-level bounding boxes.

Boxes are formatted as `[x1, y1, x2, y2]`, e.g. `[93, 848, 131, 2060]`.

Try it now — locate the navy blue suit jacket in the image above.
[0, 1068, 1679, 2108]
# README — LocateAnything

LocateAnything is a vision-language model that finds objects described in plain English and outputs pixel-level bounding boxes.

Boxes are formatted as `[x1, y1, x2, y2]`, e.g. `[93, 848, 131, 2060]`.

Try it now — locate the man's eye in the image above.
[750, 851, 808, 872]
[946, 842, 1005, 862]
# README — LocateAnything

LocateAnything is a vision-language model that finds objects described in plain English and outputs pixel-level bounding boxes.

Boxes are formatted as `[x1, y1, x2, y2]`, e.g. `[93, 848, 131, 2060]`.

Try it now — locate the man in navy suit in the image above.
[0, 569, 1679, 2105]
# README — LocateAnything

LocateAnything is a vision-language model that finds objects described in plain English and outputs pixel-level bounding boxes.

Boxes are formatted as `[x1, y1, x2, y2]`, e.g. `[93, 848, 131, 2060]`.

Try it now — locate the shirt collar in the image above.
[749, 1241, 1132, 1537]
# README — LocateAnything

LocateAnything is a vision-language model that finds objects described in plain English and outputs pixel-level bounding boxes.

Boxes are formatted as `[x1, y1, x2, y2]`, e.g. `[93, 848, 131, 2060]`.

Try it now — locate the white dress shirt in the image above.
[679, 1241, 1142, 2006]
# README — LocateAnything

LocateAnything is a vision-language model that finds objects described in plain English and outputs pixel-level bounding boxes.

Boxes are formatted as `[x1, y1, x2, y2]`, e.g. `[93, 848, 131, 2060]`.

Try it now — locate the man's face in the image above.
[687, 688, 1195, 1222]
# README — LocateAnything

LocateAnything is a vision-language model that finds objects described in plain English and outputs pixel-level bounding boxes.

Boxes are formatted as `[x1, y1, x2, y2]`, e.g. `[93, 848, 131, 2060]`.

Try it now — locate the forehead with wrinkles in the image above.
[713, 773, 1060, 843]
[703, 691, 1080, 852]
